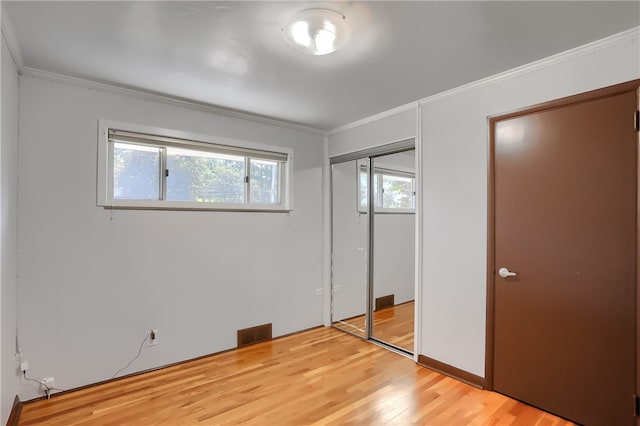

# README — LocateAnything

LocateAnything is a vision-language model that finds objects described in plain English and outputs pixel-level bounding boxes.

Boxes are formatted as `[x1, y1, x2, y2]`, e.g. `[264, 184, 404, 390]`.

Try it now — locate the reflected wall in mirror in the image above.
[331, 159, 368, 337]
[371, 150, 415, 352]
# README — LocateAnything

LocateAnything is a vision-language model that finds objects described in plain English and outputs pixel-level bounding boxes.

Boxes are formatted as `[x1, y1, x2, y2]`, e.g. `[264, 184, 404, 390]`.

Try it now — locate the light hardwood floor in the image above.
[20, 327, 573, 425]
[333, 301, 414, 351]
[370, 302, 414, 351]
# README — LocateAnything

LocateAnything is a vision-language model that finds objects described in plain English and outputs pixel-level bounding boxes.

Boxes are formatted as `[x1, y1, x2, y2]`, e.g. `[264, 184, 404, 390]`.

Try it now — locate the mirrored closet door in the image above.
[331, 141, 416, 355]
[331, 159, 369, 338]
[369, 151, 415, 352]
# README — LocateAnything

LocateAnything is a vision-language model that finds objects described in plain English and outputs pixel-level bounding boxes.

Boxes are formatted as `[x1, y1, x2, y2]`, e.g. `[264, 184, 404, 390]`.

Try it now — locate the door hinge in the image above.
[635, 111, 640, 132]
[165, 169, 169, 177]
[634, 394, 639, 416]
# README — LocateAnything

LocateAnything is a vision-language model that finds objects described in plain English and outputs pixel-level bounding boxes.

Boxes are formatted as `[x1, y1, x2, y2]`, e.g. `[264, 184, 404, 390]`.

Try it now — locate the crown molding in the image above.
[1, 7, 24, 73]
[325, 101, 418, 137]
[327, 26, 640, 137]
[9, 23, 639, 138]
[417, 26, 640, 107]
[21, 66, 325, 135]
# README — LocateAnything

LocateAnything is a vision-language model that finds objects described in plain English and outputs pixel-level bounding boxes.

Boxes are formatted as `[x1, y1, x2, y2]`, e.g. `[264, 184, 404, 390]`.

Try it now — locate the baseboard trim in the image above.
[417, 354, 485, 389]
[7, 395, 23, 426]
[23, 324, 324, 404]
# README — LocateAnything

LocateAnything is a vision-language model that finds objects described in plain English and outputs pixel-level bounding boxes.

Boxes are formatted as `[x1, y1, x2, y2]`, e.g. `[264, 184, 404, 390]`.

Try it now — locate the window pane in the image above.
[359, 170, 381, 209]
[113, 143, 160, 200]
[166, 147, 244, 203]
[382, 175, 413, 209]
[359, 170, 368, 209]
[250, 159, 280, 204]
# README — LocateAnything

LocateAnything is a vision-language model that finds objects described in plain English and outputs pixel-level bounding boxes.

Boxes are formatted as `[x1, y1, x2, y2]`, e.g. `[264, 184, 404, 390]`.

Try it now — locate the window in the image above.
[98, 121, 292, 211]
[358, 164, 415, 213]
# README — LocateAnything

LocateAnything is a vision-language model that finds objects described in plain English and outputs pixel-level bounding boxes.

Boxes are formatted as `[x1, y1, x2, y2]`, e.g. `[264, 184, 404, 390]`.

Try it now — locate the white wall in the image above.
[327, 108, 416, 158]
[1, 33, 20, 423]
[16, 75, 325, 400]
[420, 31, 640, 376]
[326, 29, 639, 379]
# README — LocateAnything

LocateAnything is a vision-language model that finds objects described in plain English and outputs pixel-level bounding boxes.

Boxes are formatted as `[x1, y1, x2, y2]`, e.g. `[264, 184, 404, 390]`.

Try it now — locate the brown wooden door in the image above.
[492, 84, 638, 426]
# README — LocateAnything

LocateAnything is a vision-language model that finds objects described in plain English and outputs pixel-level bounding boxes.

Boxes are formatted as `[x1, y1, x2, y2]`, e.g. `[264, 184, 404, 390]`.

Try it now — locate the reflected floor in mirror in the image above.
[331, 318, 366, 338]
[332, 301, 414, 352]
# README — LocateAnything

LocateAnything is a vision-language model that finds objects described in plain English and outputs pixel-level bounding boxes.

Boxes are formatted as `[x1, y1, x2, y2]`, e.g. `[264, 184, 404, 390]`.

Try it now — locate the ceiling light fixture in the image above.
[282, 9, 350, 56]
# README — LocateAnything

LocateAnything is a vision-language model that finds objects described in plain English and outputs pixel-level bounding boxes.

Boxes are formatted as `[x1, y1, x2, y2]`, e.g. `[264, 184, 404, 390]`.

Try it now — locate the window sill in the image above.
[357, 209, 415, 215]
[99, 200, 291, 212]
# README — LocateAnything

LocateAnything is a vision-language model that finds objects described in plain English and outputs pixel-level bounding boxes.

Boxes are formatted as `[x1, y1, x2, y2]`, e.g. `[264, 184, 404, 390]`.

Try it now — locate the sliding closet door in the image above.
[331, 159, 369, 337]
[330, 140, 416, 353]
[370, 151, 415, 353]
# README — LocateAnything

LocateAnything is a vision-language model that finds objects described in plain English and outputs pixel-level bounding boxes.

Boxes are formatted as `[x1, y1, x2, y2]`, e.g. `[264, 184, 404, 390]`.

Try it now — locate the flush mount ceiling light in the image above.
[282, 9, 351, 56]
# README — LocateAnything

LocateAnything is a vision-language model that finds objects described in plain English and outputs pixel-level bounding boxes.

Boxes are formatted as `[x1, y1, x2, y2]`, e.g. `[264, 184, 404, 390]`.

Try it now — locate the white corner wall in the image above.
[1, 33, 20, 423]
[16, 75, 325, 400]
[420, 31, 640, 376]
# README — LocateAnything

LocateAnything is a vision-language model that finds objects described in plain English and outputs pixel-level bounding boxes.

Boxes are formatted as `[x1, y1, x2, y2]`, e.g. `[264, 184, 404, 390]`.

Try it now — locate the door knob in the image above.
[498, 267, 517, 278]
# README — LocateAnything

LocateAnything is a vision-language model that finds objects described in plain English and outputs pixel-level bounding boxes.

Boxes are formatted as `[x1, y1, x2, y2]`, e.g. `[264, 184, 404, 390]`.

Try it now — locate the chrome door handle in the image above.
[498, 267, 517, 278]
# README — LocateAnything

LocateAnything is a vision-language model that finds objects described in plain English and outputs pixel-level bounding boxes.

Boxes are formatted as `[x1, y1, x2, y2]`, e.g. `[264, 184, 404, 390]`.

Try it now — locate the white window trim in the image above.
[375, 208, 415, 214]
[357, 164, 416, 214]
[97, 119, 294, 211]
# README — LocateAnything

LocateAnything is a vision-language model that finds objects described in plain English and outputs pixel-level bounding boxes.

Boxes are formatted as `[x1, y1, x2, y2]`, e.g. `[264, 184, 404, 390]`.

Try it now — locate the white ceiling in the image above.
[3, 1, 639, 131]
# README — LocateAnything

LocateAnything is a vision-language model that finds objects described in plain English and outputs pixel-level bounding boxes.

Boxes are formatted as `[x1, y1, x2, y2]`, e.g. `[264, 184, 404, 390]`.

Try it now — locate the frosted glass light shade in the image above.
[282, 9, 350, 56]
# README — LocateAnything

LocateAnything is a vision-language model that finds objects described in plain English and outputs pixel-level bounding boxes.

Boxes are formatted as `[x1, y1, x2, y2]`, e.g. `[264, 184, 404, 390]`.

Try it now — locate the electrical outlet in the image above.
[147, 329, 158, 346]
[20, 361, 29, 373]
[314, 288, 323, 296]
[41, 377, 54, 391]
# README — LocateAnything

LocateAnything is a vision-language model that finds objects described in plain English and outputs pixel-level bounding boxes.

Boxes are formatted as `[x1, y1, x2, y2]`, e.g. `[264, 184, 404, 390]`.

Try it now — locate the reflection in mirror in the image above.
[331, 159, 368, 337]
[371, 150, 415, 352]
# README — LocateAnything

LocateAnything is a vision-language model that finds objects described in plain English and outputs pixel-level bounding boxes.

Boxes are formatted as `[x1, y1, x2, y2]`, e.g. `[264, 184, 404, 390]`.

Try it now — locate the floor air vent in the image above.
[237, 323, 273, 348]
[375, 294, 395, 311]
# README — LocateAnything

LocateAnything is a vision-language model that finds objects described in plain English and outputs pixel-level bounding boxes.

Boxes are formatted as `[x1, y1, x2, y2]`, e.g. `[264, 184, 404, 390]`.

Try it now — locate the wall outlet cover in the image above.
[42, 377, 54, 390]
[147, 329, 158, 346]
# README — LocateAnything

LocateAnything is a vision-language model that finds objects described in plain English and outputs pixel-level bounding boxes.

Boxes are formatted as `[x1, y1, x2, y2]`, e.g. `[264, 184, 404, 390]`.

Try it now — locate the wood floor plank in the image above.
[19, 327, 574, 425]
[333, 301, 415, 352]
